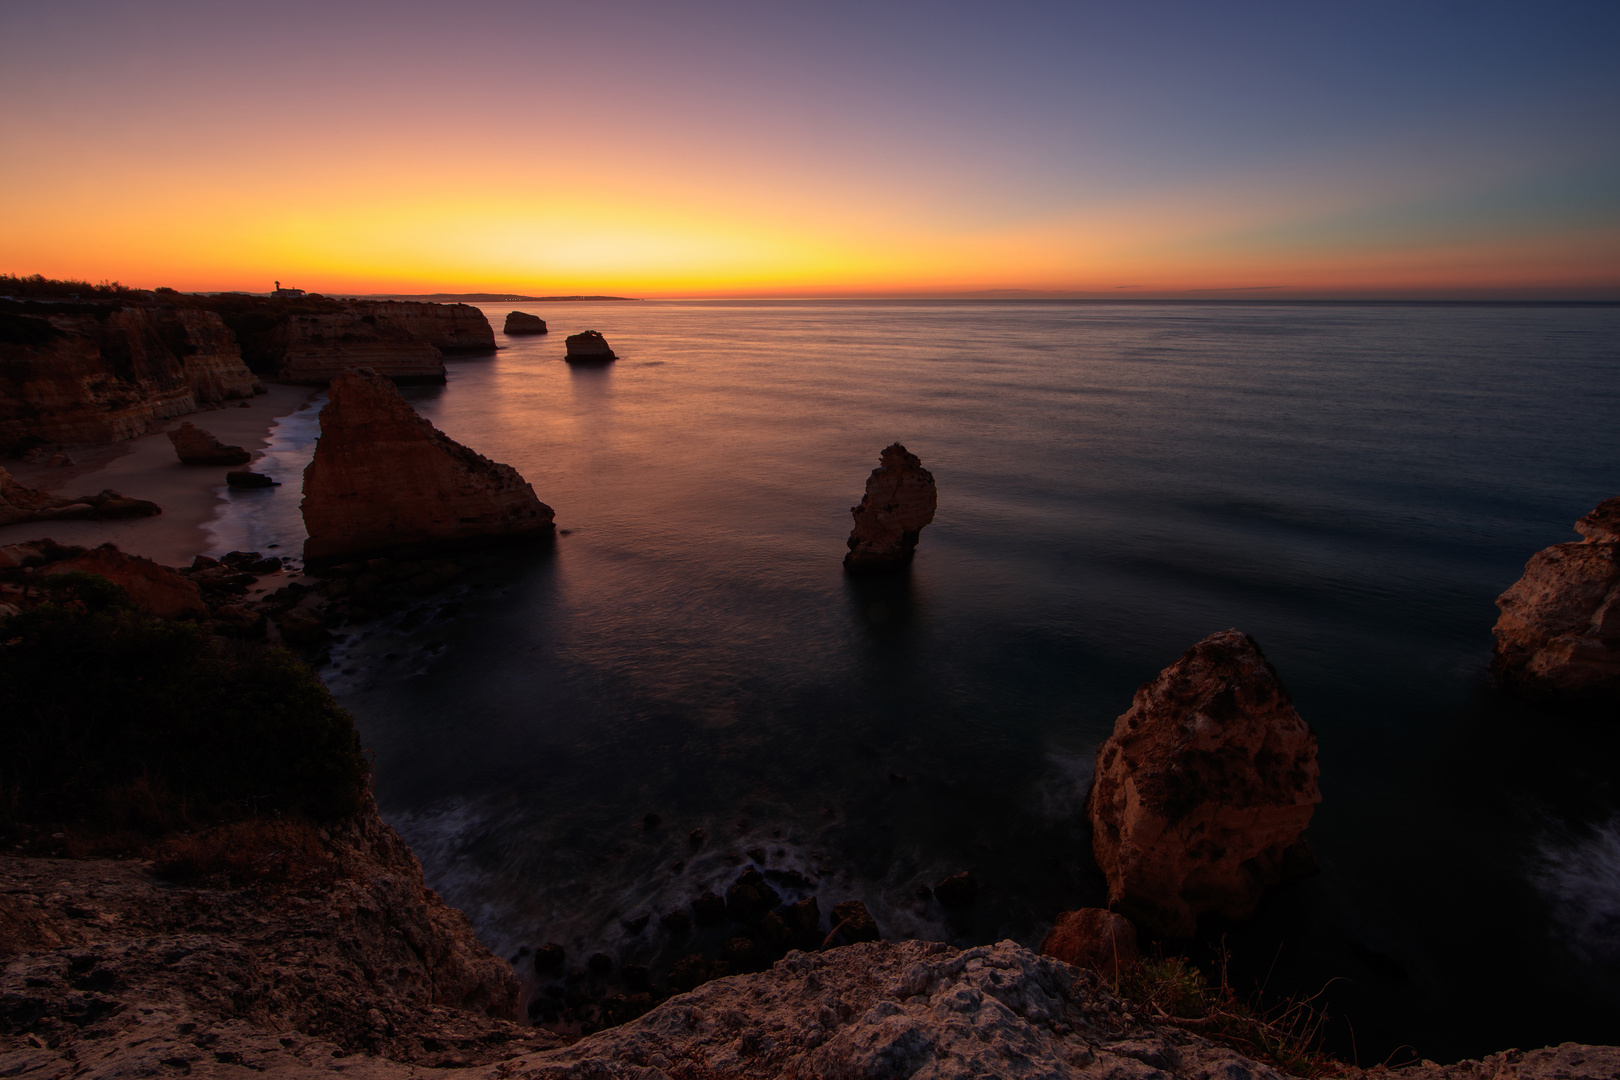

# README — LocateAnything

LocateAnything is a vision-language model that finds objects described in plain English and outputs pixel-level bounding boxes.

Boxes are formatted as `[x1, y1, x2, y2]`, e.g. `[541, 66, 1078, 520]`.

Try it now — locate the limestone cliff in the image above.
[0, 302, 262, 447]
[301, 368, 554, 567]
[844, 442, 938, 571]
[1086, 629, 1321, 938]
[345, 302, 496, 353]
[272, 314, 446, 384]
[1492, 497, 1620, 701]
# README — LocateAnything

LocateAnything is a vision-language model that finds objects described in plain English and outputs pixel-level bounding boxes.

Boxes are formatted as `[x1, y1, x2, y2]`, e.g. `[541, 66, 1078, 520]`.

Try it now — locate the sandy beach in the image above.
[0, 383, 319, 567]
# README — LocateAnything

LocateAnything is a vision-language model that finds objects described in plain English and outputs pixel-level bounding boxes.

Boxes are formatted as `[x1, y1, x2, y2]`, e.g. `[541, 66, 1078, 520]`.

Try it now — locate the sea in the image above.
[205, 299, 1620, 1063]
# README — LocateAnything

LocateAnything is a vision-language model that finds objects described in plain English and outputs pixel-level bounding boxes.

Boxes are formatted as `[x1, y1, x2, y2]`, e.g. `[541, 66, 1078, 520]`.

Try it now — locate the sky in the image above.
[2, 0, 1617, 298]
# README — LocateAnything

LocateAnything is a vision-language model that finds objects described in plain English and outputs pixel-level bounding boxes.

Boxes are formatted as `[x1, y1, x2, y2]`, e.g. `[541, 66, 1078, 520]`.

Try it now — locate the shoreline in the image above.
[0, 382, 319, 567]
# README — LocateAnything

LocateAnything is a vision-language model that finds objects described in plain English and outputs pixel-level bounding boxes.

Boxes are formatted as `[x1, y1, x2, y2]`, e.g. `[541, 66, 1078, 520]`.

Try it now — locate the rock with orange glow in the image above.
[301, 368, 554, 567]
[564, 330, 616, 362]
[345, 301, 496, 352]
[504, 311, 548, 335]
[1491, 497, 1620, 701]
[844, 443, 937, 572]
[1086, 629, 1321, 938]
[1041, 908, 1140, 976]
[272, 314, 446, 384]
[39, 542, 208, 619]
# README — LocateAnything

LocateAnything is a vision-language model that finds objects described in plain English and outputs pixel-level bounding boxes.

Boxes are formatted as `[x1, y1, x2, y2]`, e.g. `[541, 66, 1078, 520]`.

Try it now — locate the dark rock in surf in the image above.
[934, 871, 978, 908]
[844, 443, 937, 572]
[564, 330, 616, 363]
[829, 900, 880, 945]
[504, 311, 548, 335]
[226, 470, 277, 488]
[691, 890, 726, 926]
[533, 944, 565, 974]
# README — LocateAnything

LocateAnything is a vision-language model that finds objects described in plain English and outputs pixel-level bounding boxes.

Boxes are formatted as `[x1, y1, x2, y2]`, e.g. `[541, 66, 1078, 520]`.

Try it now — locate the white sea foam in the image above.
[1531, 814, 1620, 969]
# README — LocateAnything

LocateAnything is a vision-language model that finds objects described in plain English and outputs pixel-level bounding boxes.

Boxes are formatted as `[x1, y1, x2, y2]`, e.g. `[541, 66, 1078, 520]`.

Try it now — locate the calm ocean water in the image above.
[210, 300, 1620, 1061]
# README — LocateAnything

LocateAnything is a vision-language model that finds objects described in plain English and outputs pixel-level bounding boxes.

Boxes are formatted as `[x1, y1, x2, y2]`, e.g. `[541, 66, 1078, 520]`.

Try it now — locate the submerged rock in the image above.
[1492, 497, 1620, 701]
[167, 421, 251, 465]
[564, 329, 616, 362]
[1042, 908, 1141, 976]
[1086, 629, 1321, 938]
[300, 368, 555, 568]
[844, 442, 937, 572]
[504, 311, 548, 334]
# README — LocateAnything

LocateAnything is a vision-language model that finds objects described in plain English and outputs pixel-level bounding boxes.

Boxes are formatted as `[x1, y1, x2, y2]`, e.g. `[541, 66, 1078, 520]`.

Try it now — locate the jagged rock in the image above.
[844, 442, 938, 571]
[344, 302, 495, 353]
[300, 368, 555, 567]
[1042, 908, 1141, 976]
[934, 870, 978, 908]
[564, 330, 616, 362]
[226, 469, 277, 488]
[829, 899, 881, 945]
[1086, 629, 1321, 938]
[504, 311, 548, 334]
[167, 421, 252, 465]
[278, 606, 329, 644]
[1492, 497, 1620, 700]
[38, 542, 208, 619]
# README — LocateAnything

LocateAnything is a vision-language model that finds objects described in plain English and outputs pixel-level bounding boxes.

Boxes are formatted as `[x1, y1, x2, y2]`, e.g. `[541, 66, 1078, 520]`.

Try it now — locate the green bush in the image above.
[0, 581, 368, 837]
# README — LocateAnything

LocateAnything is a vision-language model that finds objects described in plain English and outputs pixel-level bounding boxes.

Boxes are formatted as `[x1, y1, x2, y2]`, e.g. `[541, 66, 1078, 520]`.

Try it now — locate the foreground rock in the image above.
[1492, 497, 1620, 701]
[37, 542, 208, 618]
[844, 442, 938, 571]
[301, 368, 555, 567]
[1087, 629, 1321, 938]
[505, 311, 549, 334]
[167, 421, 252, 465]
[0, 468, 160, 526]
[1043, 908, 1141, 977]
[564, 330, 616, 362]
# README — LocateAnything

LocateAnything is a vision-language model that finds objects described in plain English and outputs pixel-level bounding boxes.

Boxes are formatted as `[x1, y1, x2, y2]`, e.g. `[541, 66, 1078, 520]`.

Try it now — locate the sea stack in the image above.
[504, 311, 548, 335]
[300, 368, 554, 567]
[1086, 629, 1321, 938]
[1491, 497, 1620, 701]
[564, 330, 616, 362]
[167, 422, 252, 466]
[843, 443, 937, 572]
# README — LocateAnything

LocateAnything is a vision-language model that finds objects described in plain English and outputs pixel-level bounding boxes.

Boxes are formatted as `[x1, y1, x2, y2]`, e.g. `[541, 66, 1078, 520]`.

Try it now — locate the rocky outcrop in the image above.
[36, 542, 208, 618]
[1086, 630, 1321, 938]
[564, 330, 616, 362]
[301, 368, 554, 567]
[504, 311, 548, 334]
[0, 302, 262, 447]
[345, 301, 496, 352]
[1043, 909, 1141, 977]
[0, 468, 160, 526]
[272, 313, 446, 384]
[844, 442, 938, 571]
[1492, 497, 1620, 700]
[167, 421, 252, 465]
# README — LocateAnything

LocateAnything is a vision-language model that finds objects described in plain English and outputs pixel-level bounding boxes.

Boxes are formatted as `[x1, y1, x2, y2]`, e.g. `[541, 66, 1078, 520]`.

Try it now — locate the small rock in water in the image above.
[622, 913, 650, 934]
[564, 330, 616, 363]
[587, 953, 613, 976]
[226, 470, 277, 489]
[688, 827, 708, 848]
[829, 900, 880, 945]
[533, 943, 565, 973]
[504, 311, 548, 335]
[660, 909, 692, 935]
[691, 891, 726, 926]
[621, 964, 650, 993]
[844, 442, 937, 572]
[933, 871, 977, 908]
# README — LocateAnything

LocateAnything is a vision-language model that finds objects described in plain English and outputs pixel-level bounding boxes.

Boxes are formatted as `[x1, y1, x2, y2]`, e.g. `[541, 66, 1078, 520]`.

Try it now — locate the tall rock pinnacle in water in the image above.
[301, 368, 554, 566]
[844, 443, 937, 572]
[1491, 497, 1620, 701]
[1086, 629, 1321, 938]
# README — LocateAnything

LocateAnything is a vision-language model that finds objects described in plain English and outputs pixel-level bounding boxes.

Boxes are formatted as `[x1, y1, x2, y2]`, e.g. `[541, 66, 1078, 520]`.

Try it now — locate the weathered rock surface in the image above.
[301, 368, 554, 567]
[1086, 629, 1321, 938]
[272, 314, 446, 384]
[38, 542, 208, 618]
[345, 301, 496, 353]
[844, 442, 938, 571]
[168, 421, 253, 465]
[0, 469, 160, 526]
[505, 311, 549, 334]
[1492, 497, 1620, 700]
[0, 302, 262, 447]
[564, 330, 616, 361]
[1042, 909, 1141, 977]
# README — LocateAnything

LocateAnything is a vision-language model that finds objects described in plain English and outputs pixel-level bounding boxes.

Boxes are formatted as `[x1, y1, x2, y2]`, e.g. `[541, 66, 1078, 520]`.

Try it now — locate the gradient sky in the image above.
[3, 0, 1617, 297]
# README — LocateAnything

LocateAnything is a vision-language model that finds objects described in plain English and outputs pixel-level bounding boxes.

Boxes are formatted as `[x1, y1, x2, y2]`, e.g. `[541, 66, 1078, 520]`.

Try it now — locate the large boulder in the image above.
[167, 422, 251, 466]
[1042, 908, 1141, 977]
[504, 311, 548, 335]
[1492, 497, 1620, 701]
[39, 543, 208, 619]
[1086, 629, 1320, 938]
[0, 468, 160, 525]
[844, 442, 937, 571]
[300, 368, 555, 567]
[564, 330, 616, 362]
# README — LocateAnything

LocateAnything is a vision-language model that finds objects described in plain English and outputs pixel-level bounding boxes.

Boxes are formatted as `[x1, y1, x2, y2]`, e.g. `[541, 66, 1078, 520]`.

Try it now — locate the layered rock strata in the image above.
[844, 442, 938, 571]
[272, 313, 446, 384]
[167, 421, 252, 465]
[0, 302, 262, 447]
[504, 311, 548, 334]
[564, 330, 616, 361]
[0, 468, 160, 526]
[1492, 497, 1620, 700]
[301, 368, 554, 567]
[1086, 629, 1321, 938]
[345, 301, 496, 352]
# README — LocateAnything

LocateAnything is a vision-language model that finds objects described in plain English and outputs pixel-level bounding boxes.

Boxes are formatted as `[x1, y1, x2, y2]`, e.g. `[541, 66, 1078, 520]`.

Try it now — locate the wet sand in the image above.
[0, 384, 319, 567]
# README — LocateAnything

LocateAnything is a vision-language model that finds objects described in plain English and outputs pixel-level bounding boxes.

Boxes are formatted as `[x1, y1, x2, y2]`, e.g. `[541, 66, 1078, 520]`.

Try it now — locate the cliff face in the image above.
[272, 314, 446, 384]
[0, 303, 262, 447]
[346, 302, 496, 352]
[301, 368, 554, 566]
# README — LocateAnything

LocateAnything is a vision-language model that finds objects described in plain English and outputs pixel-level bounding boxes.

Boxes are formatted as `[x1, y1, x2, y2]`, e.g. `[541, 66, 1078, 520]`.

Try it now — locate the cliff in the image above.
[271, 313, 446, 384]
[301, 368, 554, 566]
[345, 302, 496, 352]
[0, 302, 263, 448]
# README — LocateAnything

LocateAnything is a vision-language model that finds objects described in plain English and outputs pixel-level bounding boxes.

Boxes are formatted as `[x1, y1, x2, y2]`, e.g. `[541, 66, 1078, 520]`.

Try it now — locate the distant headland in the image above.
[359, 293, 641, 302]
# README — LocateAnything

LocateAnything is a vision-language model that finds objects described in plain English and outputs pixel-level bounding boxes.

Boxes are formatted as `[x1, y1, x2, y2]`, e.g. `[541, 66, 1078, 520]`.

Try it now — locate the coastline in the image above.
[0, 383, 319, 567]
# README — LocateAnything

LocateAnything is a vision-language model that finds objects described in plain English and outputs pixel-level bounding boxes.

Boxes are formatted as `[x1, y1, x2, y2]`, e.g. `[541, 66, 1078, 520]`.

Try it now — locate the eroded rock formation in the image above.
[272, 313, 446, 384]
[1086, 629, 1321, 938]
[346, 301, 496, 352]
[564, 330, 616, 361]
[844, 442, 938, 571]
[301, 368, 554, 567]
[167, 421, 252, 465]
[0, 468, 161, 526]
[1492, 497, 1620, 700]
[38, 542, 208, 619]
[0, 302, 263, 447]
[504, 311, 548, 334]
[1042, 908, 1141, 977]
